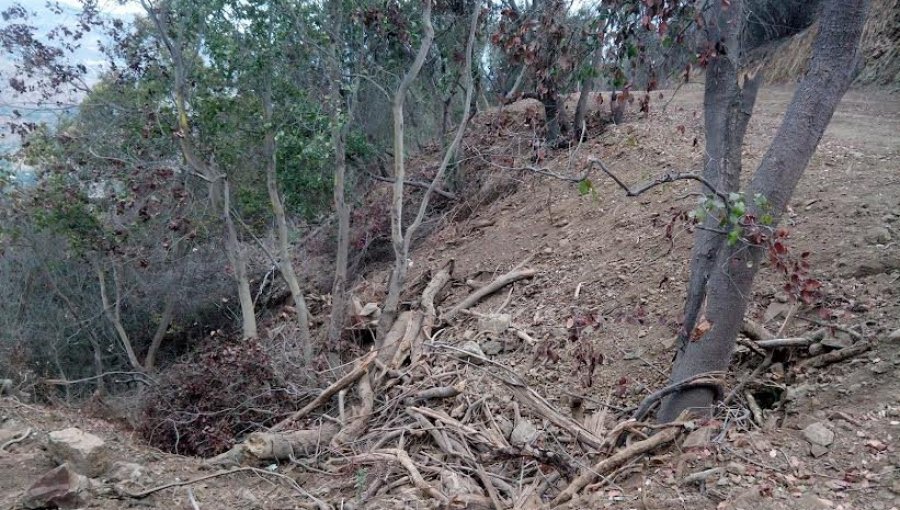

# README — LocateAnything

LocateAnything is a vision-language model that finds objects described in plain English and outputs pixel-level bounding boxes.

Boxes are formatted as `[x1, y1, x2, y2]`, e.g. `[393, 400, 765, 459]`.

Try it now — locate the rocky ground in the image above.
[1, 83, 898, 509]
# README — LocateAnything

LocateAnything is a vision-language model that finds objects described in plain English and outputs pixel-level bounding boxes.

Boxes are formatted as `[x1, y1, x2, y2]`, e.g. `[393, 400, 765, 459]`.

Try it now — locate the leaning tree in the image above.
[652, 0, 869, 420]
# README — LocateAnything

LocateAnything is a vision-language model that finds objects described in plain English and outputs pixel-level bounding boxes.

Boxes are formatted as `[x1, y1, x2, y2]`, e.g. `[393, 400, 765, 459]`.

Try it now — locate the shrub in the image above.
[137, 337, 293, 457]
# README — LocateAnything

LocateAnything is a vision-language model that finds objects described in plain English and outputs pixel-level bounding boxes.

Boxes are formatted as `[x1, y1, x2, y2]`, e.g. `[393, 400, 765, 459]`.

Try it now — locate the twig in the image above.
[552, 425, 682, 505]
[117, 467, 249, 498]
[0, 428, 31, 452]
[367, 172, 459, 201]
[42, 371, 156, 386]
[590, 158, 730, 206]
[271, 350, 377, 431]
[724, 350, 773, 406]
[350, 449, 449, 503]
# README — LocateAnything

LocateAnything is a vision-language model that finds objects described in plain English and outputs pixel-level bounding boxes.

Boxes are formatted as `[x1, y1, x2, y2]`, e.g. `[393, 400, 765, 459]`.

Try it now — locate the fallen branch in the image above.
[0, 427, 31, 452]
[552, 425, 682, 505]
[802, 341, 871, 369]
[348, 449, 449, 503]
[42, 371, 156, 386]
[271, 350, 377, 431]
[443, 267, 536, 320]
[367, 172, 459, 201]
[754, 337, 813, 348]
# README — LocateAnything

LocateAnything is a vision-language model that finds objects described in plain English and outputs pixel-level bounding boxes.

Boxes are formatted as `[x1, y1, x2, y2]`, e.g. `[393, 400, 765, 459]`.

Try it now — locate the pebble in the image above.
[802, 422, 834, 447]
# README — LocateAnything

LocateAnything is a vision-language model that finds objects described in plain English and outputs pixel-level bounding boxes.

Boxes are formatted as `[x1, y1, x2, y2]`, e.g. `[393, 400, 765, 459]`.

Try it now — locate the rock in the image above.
[0, 378, 12, 395]
[808, 342, 825, 356]
[795, 494, 833, 510]
[809, 443, 829, 458]
[440, 469, 482, 498]
[872, 363, 889, 375]
[510, 418, 539, 446]
[682, 426, 714, 449]
[459, 341, 486, 364]
[887, 329, 900, 344]
[105, 461, 145, 483]
[481, 340, 503, 356]
[726, 462, 747, 476]
[802, 422, 834, 447]
[864, 226, 892, 244]
[477, 313, 510, 335]
[20, 464, 91, 510]
[47, 428, 110, 478]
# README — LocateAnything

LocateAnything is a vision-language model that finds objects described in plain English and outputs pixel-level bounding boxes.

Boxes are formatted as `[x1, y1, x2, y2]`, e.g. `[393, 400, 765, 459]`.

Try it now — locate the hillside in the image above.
[2, 83, 899, 509]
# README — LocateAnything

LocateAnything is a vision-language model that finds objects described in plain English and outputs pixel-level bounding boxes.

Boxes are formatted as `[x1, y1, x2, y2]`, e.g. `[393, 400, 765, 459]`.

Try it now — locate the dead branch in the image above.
[754, 337, 812, 348]
[242, 423, 340, 462]
[632, 371, 726, 421]
[443, 268, 537, 320]
[0, 428, 31, 452]
[42, 371, 156, 386]
[421, 260, 454, 319]
[271, 350, 377, 431]
[367, 173, 459, 201]
[330, 371, 374, 448]
[802, 341, 871, 369]
[742, 319, 775, 341]
[590, 158, 730, 205]
[406, 383, 465, 405]
[349, 449, 449, 503]
[552, 425, 682, 505]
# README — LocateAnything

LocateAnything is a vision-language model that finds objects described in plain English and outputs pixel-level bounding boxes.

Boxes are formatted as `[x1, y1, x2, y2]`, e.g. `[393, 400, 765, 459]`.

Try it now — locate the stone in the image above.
[809, 443, 829, 458]
[726, 462, 747, 476]
[459, 341, 486, 364]
[47, 428, 110, 478]
[887, 329, 900, 344]
[795, 494, 833, 510]
[864, 226, 892, 244]
[440, 469, 482, 498]
[477, 313, 510, 335]
[20, 464, 91, 510]
[802, 422, 834, 447]
[682, 426, 714, 449]
[481, 340, 503, 356]
[808, 342, 825, 356]
[510, 418, 539, 446]
[105, 461, 146, 484]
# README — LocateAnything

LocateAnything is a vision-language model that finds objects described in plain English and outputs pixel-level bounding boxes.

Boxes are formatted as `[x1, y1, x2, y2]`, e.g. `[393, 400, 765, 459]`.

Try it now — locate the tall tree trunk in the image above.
[659, 0, 868, 421]
[378, 0, 436, 342]
[325, 1, 353, 349]
[262, 86, 312, 362]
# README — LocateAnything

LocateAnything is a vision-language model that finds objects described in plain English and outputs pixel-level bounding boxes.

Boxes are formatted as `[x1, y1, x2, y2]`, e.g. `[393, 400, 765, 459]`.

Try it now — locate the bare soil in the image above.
[1, 83, 898, 509]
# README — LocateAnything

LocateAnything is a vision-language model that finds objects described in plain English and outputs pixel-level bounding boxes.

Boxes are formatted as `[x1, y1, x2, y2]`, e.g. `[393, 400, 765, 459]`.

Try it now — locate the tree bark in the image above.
[143, 291, 175, 372]
[325, 1, 353, 349]
[223, 178, 258, 339]
[378, 0, 436, 342]
[659, 0, 868, 421]
[573, 47, 602, 138]
[262, 86, 312, 362]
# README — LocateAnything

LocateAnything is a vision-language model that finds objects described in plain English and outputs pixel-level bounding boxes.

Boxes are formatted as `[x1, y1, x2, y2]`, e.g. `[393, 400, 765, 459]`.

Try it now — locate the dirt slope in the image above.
[1, 83, 899, 509]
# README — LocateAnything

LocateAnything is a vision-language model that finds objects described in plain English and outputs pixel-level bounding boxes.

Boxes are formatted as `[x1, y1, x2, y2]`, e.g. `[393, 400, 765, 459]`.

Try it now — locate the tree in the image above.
[657, 0, 868, 420]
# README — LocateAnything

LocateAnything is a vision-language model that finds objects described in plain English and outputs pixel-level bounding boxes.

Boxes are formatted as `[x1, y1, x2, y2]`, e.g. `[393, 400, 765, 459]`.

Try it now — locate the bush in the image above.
[137, 338, 293, 457]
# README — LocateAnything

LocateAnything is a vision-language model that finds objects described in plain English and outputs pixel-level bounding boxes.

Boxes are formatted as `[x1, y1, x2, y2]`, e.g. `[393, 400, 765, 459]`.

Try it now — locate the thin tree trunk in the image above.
[324, 0, 354, 349]
[379, 0, 436, 341]
[95, 259, 142, 371]
[659, 0, 868, 421]
[263, 86, 312, 362]
[143, 291, 175, 372]
[223, 179, 258, 339]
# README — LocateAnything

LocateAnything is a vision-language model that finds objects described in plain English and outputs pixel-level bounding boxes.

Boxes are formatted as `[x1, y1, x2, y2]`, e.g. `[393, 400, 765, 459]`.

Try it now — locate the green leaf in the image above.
[727, 227, 742, 246]
[761, 213, 773, 226]
[578, 179, 593, 196]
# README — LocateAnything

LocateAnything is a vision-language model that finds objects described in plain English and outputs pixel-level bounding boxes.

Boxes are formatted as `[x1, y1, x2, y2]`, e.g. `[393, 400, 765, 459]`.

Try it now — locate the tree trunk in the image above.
[262, 86, 312, 362]
[95, 259, 142, 371]
[573, 48, 601, 138]
[659, 0, 868, 421]
[378, 0, 435, 342]
[325, 2, 353, 349]
[222, 179, 258, 340]
[143, 291, 175, 372]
